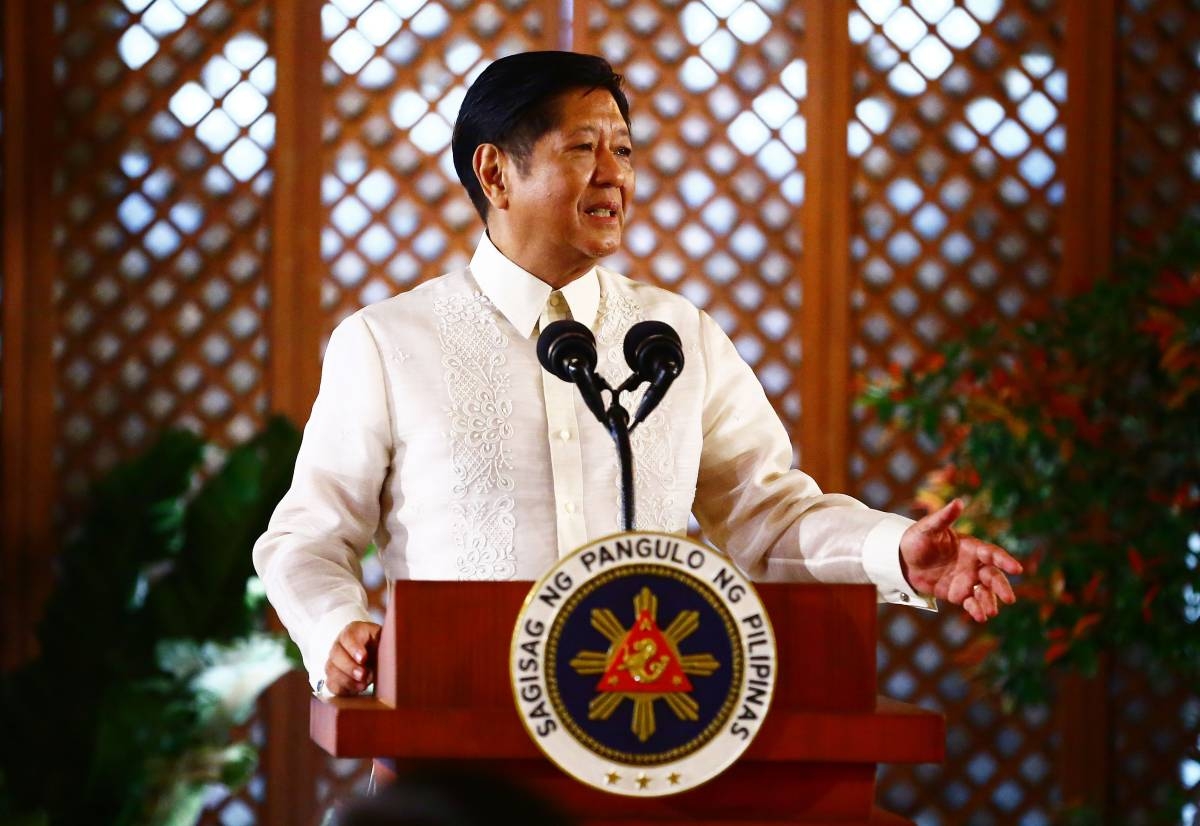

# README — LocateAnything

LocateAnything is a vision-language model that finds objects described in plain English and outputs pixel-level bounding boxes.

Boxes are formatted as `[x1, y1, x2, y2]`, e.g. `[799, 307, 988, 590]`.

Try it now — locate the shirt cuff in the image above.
[306, 603, 376, 692]
[861, 514, 937, 611]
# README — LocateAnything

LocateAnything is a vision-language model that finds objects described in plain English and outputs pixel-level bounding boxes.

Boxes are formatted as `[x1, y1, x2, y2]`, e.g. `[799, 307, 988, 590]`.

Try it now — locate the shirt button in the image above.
[559, 429, 572, 441]
[899, 592, 910, 603]
[565, 502, 577, 514]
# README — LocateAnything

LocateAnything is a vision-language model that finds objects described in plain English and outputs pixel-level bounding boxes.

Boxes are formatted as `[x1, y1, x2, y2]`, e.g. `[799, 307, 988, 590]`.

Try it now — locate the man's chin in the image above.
[583, 234, 622, 259]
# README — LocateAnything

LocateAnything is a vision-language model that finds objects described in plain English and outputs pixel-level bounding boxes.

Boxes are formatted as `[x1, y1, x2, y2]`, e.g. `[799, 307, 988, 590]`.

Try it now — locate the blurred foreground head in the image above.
[336, 764, 574, 826]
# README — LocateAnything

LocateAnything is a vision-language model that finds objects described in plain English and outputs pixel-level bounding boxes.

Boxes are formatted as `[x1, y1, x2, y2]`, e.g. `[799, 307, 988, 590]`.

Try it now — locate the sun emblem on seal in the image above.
[567, 586, 720, 742]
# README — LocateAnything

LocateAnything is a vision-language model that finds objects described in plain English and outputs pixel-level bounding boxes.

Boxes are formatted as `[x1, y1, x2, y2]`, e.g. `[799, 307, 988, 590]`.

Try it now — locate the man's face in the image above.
[498, 89, 635, 283]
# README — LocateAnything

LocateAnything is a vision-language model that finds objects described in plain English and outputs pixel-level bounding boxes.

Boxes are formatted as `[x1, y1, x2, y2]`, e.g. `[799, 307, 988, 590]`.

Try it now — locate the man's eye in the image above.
[574, 143, 594, 152]
[616, 146, 633, 157]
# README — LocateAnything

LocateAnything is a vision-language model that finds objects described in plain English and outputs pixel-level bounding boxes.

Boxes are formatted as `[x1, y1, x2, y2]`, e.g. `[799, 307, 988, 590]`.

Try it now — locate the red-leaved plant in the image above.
[860, 223, 1200, 707]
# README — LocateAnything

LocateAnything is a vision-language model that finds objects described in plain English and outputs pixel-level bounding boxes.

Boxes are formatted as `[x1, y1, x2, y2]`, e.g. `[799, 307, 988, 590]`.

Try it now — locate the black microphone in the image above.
[537, 320, 609, 424]
[623, 320, 684, 428]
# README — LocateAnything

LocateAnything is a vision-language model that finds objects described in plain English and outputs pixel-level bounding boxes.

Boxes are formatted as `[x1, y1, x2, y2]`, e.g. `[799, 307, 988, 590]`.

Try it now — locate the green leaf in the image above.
[0, 418, 302, 825]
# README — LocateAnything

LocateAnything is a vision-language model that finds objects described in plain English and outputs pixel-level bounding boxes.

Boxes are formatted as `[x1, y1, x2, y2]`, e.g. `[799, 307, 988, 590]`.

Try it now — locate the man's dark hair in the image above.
[451, 51, 630, 222]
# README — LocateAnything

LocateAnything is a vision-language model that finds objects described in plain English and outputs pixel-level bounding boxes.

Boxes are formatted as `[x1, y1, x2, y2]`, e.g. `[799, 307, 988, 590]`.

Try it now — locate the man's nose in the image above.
[593, 147, 626, 187]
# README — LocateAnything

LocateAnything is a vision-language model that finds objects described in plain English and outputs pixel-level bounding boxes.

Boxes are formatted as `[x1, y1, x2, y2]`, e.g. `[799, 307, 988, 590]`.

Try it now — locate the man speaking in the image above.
[253, 51, 1021, 697]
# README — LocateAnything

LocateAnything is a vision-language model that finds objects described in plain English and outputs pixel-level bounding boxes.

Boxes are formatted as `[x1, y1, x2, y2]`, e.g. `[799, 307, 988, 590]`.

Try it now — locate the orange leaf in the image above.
[1152, 269, 1200, 308]
[1071, 614, 1102, 639]
[1044, 642, 1070, 665]
[913, 490, 946, 517]
[1050, 569, 1066, 599]
[1161, 339, 1190, 374]
[924, 352, 947, 373]
[1142, 584, 1161, 622]
[955, 636, 999, 666]
[1015, 582, 1047, 601]
[1049, 393, 1085, 424]
[1127, 546, 1145, 577]
[1059, 439, 1075, 461]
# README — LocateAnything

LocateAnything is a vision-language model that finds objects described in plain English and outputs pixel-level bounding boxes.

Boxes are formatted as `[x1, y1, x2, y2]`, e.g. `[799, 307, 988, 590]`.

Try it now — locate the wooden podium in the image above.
[310, 580, 944, 824]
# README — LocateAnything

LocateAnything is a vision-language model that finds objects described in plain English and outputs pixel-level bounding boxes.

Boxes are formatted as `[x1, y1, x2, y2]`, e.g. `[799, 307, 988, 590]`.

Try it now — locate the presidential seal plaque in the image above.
[510, 532, 777, 797]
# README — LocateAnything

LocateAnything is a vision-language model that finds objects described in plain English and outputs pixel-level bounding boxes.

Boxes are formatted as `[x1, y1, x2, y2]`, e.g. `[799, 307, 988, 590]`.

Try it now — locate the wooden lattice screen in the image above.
[577, 0, 810, 441]
[320, 0, 557, 328]
[1110, 1, 1200, 822]
[2, 0, 1198, 824]
[52, 1, 277, 823]
[849, 2, 1066, 823]
[1117, 0, 1200, 255]
[53, 0, 274, 500]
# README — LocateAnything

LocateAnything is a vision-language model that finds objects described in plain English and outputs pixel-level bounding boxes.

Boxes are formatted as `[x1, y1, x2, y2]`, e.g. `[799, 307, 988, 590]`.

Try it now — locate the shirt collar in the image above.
[468, 233, 601, 339]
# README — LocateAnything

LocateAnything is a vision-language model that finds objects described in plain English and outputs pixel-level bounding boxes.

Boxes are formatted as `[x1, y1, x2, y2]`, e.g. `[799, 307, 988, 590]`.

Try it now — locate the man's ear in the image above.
[473, 143, 509, 212]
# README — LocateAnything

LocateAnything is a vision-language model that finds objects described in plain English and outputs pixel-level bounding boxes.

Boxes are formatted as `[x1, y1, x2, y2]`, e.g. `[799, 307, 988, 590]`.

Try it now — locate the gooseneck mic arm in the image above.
[537, 320, 610, 425]
[623, 320, 685, 430]
[536, 319, 687, 533]
[537, 320, 634, 529]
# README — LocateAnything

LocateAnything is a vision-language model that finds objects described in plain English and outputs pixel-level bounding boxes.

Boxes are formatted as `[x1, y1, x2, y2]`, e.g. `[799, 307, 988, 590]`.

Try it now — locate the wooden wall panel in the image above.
[800, 0, 853, 489]
[270, 0, 325, 424]
[1, 0, 57, 669]
[1061, 0, 1116, 292]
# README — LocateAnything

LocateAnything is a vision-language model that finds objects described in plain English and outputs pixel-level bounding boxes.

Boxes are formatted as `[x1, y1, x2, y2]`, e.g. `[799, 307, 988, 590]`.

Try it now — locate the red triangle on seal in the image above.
[597, 610, 694, 694]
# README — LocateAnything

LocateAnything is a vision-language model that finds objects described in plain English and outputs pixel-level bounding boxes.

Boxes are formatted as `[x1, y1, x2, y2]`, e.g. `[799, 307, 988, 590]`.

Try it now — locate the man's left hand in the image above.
[899, 498, 1023, 622]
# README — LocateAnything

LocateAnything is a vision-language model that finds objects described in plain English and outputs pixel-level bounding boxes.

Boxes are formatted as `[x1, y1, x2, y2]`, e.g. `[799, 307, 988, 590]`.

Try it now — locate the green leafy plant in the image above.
[860, 222, 1200, 706]
[0, 416, 302, 825]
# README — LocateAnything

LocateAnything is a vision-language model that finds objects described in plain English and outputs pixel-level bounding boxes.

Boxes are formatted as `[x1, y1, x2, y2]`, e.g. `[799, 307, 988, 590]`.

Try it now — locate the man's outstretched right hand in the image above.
[324, 620, 382, 696]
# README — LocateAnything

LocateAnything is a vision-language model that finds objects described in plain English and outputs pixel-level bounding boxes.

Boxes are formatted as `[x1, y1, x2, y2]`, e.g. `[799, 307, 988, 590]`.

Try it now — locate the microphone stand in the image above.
[608, 404, 635, 532]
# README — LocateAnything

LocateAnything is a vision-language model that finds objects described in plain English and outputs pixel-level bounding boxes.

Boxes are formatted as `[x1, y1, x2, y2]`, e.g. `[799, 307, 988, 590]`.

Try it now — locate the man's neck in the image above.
[485, 228, 593, 289]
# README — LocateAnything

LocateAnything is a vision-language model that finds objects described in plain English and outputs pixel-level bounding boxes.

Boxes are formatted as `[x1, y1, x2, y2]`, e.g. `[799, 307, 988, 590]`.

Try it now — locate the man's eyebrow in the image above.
[563, 124, 632, 139]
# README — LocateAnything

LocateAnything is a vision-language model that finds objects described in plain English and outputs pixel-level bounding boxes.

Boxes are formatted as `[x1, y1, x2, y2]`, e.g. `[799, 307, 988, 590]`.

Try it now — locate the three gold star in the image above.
[603, 770, 683, 789]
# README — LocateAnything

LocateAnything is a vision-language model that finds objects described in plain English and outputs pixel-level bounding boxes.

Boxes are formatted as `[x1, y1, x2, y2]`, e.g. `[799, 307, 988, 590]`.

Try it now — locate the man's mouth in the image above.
[585, 205, 619, 218]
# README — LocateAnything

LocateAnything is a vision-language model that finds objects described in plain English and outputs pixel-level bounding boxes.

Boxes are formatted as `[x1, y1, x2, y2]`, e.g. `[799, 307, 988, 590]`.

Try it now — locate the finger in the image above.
[963, 538, 1024, 574]
[971, 582, 1002, 617]
[979, 565, 1016, 604]
[961, 594, 987, 623]
[329, 641, 369, 684]
[340, 622, 381, 666]
[946, 571, 977, 605]
[324, 661, 369, 696]
[344, 620, 381, 649]
[917, 498, 964, 533]
[982, 586, 1000, 617]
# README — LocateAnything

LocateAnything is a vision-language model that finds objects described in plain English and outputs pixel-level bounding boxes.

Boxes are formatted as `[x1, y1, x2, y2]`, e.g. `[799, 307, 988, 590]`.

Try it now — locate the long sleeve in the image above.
[253, 312, 395, 687]
[691, 310, 931, 608]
